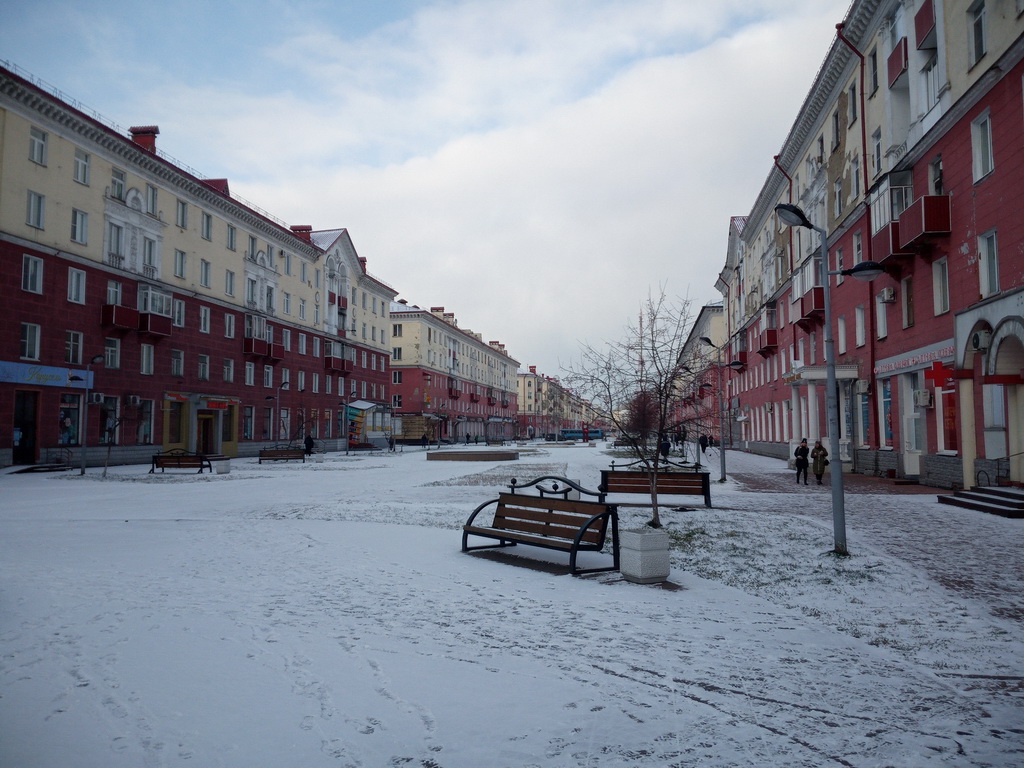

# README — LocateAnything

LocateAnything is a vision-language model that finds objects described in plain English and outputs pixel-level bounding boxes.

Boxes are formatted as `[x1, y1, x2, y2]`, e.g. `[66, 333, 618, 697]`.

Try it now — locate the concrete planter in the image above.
[211, 459, 231, 474]
[619, 528, 671, 584]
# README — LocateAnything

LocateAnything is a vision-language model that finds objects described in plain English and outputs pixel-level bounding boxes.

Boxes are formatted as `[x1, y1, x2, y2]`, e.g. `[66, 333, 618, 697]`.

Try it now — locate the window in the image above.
[875, 294, 888, 339]
[837, 316, 847, 355]
[175, 199, 188, 228]
[107, 222, 124, 261]
[853, 230, 863, 264]
[833, 178, 843, 218]
[855, 306, 866, 347]
[263, 365, 273, 388]
[171, 349, 184, 377]
[297, 371, 305, 392]
[315, 268, 321, 289]
[246, 278, 258, 307]
[248, 235, 258, 259]
[65, 331, 83, 364]
[284, 252, 292, 275]
[929, 156, 944, 195]
[393, 347, 403, 360]
[225, 270, 235, 297]
[969, 1, 987, 66]
[871, 129, 882, 177]
[173, 299, 185, 327]
[199, 259, 211, 288]
[140, 343, 154, 375]
[67, 268, 86, 303]
[142, 238, 157, 270]
[199, 306, 211, 333]
[868, 48, 879, 93]
[901, 277, 914, 328]
[227, 224, 236, 251]
[831, 109, 841, 150]
[922, 54, 940, 111]
[198, 354, 210, 381]
[972, 110, 994, 181]
[979, 230, 999, 297]
[225, 313, 236, 338]
[201, 212, 212, 240]
[847, 83, 857, 124]
[312, 373, 320, 393]
[20, 323, 41, 360]
[283, 292, 291, 315]
[393, 324, 403, 337]
[138, 286, 173, 317]
[111, 168, 126, 200]
[145, 184, 158, 214]
[29, 127, 47, 165]
[245, 362, 255, 386]
[224, 358, 235, 383]
[301, 262, 308, 283]
[282, 328, 291, 351]
[174, 250, 187, 278]
[314, 304, 320, 325]
[933, 257, 950, 314]
[107, 280, 122, 305]
[299, 333, 307, 355]
[27, 190, 45, 229]
[313, 337, 321, 358]
[104, 337, 121, 369]
[299, 299, 307, 320]
[835, 247, 844, 285]
[74, 149, 90, 184]
[22, 254, 43, 293]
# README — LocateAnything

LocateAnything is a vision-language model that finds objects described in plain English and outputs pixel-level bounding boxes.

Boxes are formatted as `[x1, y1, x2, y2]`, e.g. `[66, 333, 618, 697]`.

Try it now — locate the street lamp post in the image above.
[265, 380, 290, 443]
[700, 338, 745, 483]
[775, 202, 885, 556]
[338, 395, 350, 455]
[77, 354, 105, 475]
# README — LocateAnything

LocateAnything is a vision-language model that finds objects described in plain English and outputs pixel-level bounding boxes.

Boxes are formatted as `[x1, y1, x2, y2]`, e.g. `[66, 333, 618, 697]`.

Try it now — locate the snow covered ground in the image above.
[1, 444, 1022, 767]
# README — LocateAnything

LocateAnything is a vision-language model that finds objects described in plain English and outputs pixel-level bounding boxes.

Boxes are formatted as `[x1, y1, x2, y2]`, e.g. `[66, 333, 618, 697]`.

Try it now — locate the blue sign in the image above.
[0, 360, 93, 388]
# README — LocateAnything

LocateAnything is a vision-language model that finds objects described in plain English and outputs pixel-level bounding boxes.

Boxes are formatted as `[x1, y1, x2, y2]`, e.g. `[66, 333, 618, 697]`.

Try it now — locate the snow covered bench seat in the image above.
[599, 469, 712, 507]
[462, 492, 620, 576]
[149, 450, 212, 474]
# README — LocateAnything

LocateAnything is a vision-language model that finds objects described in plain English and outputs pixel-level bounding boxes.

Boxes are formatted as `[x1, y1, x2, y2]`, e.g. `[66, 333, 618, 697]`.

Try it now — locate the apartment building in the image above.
[0, 63, 389, 466]
[388, 303, 519, 443]
[717, 0, 1024, 488]
[516, 366, 603, 440]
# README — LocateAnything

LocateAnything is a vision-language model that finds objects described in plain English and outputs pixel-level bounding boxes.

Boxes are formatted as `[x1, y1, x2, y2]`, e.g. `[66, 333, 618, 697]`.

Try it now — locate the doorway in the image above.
[13, 390, 40, 465]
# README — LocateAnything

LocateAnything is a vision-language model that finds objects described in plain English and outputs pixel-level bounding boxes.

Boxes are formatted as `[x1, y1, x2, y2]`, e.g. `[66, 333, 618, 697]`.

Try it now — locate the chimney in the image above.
[129, 125, 159, 152]
[290, 225, 312, 242]
[529, 366, 537, 374]
[358, 257, 367, 270]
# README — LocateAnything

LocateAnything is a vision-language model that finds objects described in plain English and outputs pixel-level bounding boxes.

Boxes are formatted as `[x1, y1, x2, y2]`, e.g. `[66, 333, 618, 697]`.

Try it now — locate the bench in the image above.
[150, 450, 212, 474]
[600, 469, 712, 507]
[463, 493, 620, 576]
[258, 446, 306, 464]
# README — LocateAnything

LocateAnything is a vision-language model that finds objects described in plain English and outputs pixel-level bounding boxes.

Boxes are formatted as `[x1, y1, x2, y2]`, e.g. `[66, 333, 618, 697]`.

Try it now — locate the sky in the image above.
[2, 446, 1022, 766]
[0, 0, 853, 375]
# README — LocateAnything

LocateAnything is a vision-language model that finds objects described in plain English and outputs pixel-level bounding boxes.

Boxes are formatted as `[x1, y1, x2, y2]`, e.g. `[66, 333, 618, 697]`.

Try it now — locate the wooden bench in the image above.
[463, 493, 620, 576]
[150, 450, 212, 474]
[258, 446, 306, 464]
[600, 469, 712, 507]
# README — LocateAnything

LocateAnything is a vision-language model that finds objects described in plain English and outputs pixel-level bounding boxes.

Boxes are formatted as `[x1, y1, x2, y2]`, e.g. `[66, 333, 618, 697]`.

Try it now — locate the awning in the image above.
[346, 400, 377, 411]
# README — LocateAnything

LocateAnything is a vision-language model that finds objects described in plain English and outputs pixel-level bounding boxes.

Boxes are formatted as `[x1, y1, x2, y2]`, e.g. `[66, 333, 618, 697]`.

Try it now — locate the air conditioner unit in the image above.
[971, 330, 991, 352]
[913, 389, 934, 408]
[90, 392, 106, 404]
[854, 379, 871, 395]
[125, 395, 142, 406]
[879, 287, 896, 303]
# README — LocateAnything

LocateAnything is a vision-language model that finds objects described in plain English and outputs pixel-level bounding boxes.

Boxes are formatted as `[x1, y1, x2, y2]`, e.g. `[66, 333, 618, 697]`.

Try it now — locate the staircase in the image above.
[938, 486, 1024, 518]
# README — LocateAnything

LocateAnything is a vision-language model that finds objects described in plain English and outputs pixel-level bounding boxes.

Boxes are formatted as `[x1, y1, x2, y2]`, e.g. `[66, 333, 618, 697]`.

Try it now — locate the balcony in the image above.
[137, 312, 172, 337]
[888, 37, 908, 88]
[448, 387, 461, 399]
[243, 337, 269, 357]
[800, 287, 824, 321]
[267, 342, 284, 361]
[487, 396, 497, 406]
[324, 356, 353, 375]
[871, 221, 915, 263]
[101, 303, 139, 330]
[898, 195, 951, 248]
[757, 328, 779, 356]
[733, 350, 748, 368]
[470, 392, 481, 402]
[915, 0, 936, 49]
[106, 252, 126, 269]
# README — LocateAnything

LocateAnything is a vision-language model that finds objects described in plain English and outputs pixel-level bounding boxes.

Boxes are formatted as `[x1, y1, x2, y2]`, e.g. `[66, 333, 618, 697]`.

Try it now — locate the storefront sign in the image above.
[0, 360, 93, 388]
[873, 340, 954, 375]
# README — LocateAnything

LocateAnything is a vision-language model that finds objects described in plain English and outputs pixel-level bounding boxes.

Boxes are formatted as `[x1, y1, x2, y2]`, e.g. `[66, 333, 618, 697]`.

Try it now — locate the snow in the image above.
[1, 445, 1022, 767]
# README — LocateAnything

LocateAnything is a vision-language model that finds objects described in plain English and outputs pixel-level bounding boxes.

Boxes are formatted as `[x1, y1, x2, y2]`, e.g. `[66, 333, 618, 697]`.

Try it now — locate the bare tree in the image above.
[562, 288, 696, 528]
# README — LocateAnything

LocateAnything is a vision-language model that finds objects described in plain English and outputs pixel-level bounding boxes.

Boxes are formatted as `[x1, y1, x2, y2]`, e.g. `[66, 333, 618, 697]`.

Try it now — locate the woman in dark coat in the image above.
[794, 438, 810, 485]
[810, 440, 829, 485]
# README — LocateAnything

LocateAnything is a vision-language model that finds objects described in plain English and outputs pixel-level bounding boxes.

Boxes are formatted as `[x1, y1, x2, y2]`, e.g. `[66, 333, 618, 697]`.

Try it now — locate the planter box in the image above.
[619, 528, 671, 584]
[211, 459, 231, 474]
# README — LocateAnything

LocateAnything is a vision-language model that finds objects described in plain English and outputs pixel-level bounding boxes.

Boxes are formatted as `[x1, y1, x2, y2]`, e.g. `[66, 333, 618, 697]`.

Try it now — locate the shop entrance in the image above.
[13, 390, 39, 465]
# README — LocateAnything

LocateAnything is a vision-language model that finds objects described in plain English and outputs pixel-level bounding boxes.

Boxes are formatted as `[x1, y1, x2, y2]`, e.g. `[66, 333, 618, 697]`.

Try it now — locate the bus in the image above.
[558, 428, 605, 441]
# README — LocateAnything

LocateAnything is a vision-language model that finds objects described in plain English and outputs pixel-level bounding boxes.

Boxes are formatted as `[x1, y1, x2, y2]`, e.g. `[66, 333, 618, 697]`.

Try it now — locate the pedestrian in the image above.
[388, 435, 396, 452]
[465, 433, 470, 445]
[420, 433, 428, 449]
[304, 433, 314, 456]
[699, 434, 708, 455]
[794, 438, 810, 485]
[810, 440, 829, 485]
[659, 434, 670, 460]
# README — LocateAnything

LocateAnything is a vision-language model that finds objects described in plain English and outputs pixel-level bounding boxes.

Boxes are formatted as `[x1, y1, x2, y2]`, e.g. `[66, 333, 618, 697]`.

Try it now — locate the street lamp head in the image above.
[89, 354, 104, 365]
[841, 260, 886, 282]
[699, 336, 716, 348]
[265, 395, 275, 401]
[727, 360, 745, 370]
[775, 202, 814, 230]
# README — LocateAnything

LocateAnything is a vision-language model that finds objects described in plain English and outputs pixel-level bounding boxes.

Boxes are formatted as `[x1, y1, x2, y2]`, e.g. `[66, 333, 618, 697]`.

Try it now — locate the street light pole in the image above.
[700, 338, 744, 483]
[79, 354, 105, 475]
[774, 203, 884, 556]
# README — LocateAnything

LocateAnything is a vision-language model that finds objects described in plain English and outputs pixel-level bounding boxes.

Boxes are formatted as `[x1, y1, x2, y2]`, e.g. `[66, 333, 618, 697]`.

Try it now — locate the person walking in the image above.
[659, 434, 671, 461]
[699, 434, 709, 455]
[304, 433, 314, 456]
[810, 440, 829, 485]
[794, 438, 810, 485]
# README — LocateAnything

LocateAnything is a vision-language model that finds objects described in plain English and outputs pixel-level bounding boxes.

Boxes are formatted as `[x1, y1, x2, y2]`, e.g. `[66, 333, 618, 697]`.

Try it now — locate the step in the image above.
[957, 490, 1024, 510]
[938, 495, 1024, 519]
[971, 486, 1024, 503]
